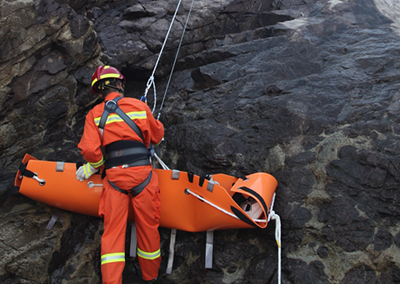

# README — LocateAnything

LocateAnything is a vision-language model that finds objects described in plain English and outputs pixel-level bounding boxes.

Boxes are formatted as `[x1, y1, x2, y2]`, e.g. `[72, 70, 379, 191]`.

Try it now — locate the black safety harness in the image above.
[99, 96, 153, 197]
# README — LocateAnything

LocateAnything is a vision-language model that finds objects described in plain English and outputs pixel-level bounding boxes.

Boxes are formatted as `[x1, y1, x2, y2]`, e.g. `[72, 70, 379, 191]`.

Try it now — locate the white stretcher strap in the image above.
[166, 228, 214, 272]
[130, 222, 137, 258]
[166, 229, 177, 274]
[205, 230, 214, 269]
[45, 210, 62, 230]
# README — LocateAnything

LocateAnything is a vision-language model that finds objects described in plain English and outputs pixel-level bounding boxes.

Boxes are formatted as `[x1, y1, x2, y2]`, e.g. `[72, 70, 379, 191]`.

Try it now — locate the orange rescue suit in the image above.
[78, 92, 164, 283]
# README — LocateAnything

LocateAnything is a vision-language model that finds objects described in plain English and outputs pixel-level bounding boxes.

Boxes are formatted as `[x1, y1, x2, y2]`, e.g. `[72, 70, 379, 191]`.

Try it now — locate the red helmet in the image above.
[91, 66, 126, 94]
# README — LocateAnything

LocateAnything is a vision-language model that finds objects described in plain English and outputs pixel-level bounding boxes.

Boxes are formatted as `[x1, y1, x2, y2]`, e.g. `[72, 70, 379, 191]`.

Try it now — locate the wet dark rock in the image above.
[341, 265, 377, 284]
[374, 227, 394, 252]
[317, 246, 329, 259]
[286, 259, 330, 284]
[1, 0, 400, 283]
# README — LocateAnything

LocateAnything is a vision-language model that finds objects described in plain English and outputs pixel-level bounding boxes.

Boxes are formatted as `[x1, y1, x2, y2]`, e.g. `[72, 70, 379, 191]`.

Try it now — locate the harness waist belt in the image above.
[109, 171, 153, 197]
[114, 158, 151, 169]
[107, 147, 150, 159]
[105, 140, 150, 168]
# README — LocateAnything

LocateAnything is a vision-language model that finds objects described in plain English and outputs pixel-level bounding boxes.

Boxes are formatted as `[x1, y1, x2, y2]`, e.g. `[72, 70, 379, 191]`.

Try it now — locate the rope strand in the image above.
[157, 0, 195, 120]
[143, 0, 184, 112]
[270, 210, 282, 284]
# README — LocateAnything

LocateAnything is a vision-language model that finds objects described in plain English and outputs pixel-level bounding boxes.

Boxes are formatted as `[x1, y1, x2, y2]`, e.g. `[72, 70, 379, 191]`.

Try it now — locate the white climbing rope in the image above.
[270, 210, 282, 284]
[146, 0, 195, 168]
[267, 193, 281, 284]
[268, 192, 276, 222]
[157, 0, 195, 120]
[143, 0, 185, 113]
[153, 152, 170, 170]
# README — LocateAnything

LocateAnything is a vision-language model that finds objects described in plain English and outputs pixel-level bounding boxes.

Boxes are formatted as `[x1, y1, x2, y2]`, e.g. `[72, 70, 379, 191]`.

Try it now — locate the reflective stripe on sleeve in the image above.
[137, 248, 161, 260]
[89, 157, 104, 168]
[101, 252, 125, 265]
[94, 111, 147, 126]
[83, 163, 93, 177]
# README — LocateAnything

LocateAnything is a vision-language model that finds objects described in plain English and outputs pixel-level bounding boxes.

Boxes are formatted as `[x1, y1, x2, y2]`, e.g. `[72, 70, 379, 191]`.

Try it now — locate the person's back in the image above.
[79, 92, 163, 189]
[76, 66, 164, 284]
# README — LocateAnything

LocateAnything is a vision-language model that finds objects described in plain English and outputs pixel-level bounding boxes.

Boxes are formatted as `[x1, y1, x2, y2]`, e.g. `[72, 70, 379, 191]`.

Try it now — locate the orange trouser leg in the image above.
[131, 173, 162, 281]
[99, 177, 129, 284]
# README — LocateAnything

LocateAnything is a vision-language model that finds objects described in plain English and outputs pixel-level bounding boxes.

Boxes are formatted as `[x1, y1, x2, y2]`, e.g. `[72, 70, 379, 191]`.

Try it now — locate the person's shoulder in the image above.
[88, 101, 105, 116]
[124, 97, 147, 107]
[93, 101, 106, 110]
[123, 96, 141, 102]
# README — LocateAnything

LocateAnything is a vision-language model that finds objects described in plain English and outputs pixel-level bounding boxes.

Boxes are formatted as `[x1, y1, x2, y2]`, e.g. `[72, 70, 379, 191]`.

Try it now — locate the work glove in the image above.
[76, 163, 97, 182]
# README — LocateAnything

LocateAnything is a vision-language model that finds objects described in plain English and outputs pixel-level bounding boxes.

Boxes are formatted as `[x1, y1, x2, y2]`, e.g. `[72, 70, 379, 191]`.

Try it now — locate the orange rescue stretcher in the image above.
[14, 154, 278, 232]
[13, 153, 280, 275]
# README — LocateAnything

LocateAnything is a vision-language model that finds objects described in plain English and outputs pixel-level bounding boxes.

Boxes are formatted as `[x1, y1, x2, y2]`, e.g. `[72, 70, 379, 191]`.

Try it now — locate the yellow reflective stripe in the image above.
[83, 163, 93, 177]
[100, 73, 121, 80]
[89, 157, 104, 168]
[101, 252, 125, 265]
[91, 77, 98, 86]
[137, 248, 161, 260]
[94, 111, 147, 126]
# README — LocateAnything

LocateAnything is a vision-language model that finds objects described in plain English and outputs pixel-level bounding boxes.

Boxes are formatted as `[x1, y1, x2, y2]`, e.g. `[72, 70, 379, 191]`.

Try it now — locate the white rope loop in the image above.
[142, 0, 184, 112]
[142, 75, 157, 113]
[144, 75, 155, 103]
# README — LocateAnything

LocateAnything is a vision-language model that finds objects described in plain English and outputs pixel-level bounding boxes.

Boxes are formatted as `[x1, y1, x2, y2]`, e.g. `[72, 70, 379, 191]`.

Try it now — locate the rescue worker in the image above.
[76, 65, 164, 284]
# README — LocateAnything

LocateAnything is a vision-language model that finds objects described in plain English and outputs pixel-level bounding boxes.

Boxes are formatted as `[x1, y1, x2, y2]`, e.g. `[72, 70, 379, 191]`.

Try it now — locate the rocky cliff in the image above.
[1, 0, 400, 283]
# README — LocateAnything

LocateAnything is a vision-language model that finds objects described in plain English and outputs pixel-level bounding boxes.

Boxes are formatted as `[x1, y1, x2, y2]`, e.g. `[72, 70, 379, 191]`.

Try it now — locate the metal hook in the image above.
[87, 181, 103, 188]
[33, 174, 46, 186]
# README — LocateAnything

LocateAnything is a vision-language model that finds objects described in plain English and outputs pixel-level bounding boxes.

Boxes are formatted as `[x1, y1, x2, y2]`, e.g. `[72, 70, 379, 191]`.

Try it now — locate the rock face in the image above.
[1, 0, 400, 283]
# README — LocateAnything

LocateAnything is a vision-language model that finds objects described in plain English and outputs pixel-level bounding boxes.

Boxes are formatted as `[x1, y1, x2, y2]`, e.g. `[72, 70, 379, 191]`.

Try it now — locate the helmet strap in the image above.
[97, 80, 125, 95]
[105, 84, 124, 93]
